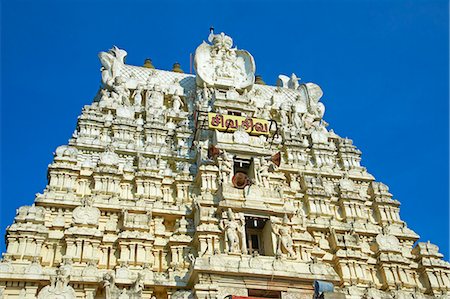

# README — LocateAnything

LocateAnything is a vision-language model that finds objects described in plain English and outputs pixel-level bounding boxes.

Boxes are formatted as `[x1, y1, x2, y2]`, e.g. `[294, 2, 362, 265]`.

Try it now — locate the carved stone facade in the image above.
[1, 32, 449, 299]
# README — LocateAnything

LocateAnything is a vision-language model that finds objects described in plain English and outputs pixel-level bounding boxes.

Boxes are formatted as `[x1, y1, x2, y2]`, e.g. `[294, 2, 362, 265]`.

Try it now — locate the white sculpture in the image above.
[99, 46, 128, 87]
[375, 232, 401, 252]
[305, 83, 325, 119]
[132, 84, 143, 107]
[257, 104, 271, 119]
[99, 145, 120, 165]
[72, 197, 100, 226]
[293, 95, 307, 114]
[37, 268, 76, 299]
[129, 273, 145, 298]
[233, 126, 250, 144]
[219, 150, 233, 183]
[289, 73, 300, 89]
[279, 109, 289, 127]
[277, 73, 300, 89]
[219, 208, 246, 254]
[103, 272, 121, 299]
[99, 88, 114, 107]
[291, 105, 303, 132]
[145, 87, 164, 109]
[311, 124, 328, 144]
[339, 173, 355, 191]
[194, 32, 255, 90]
[111, 76, 131, 106]
[272, 215, 296, 258]
[256, 157, 271, 188]
[171, 94, 184, 113]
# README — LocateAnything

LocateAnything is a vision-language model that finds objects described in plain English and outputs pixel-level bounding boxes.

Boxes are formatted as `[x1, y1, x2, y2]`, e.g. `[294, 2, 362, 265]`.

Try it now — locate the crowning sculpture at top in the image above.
[194, 32, 255, 90]
[0, 31, 449, 299]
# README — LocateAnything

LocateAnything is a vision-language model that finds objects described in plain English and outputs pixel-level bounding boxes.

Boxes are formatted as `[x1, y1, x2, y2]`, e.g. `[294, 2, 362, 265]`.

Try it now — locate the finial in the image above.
[255, 75, 266, 85]
[208, 26, 215, 43]
[172, 62, 184, 73]
[143, 58, 154, 69]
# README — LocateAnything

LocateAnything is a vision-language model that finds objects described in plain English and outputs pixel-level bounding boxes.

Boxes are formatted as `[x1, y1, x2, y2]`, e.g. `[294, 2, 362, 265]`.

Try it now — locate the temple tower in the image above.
[0, 32, 449, 299]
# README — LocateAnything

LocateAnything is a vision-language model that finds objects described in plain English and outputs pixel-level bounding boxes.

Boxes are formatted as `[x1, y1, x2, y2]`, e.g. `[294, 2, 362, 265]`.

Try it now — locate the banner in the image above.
[208, 113, 270, 135]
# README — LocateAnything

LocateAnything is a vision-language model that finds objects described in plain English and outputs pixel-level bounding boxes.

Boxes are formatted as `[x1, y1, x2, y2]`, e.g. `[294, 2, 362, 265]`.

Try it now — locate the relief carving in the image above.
[219, 208, 246, 254]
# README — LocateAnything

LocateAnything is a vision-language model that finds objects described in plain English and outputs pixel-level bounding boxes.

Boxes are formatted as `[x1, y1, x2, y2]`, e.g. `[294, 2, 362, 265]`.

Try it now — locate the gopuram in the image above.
[1, 31, 449, 299]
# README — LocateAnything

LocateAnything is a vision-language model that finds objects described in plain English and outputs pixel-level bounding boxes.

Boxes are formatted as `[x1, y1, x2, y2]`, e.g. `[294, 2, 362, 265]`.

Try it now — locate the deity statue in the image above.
[294, 201, 307, 227]
[202, 82, 211, 100]
[194, 31, 255, 90]
[196, 82, 213, 109]
[129, 273, 145, 298]
[171, 94, 184, 113]
[111, 76, 131, 106]
[182, 162, 190, 175]
[311, 122, 329, 144]
[99, 88, 114, 107]
[255, 104, 272, 119]
[289, 73, 300, 89]
[291, 105, 303, 132]
[301, 113, 315, 130]
[279, 109, 289, 127]
[218, 150, 233, 184]
[233, 125, 250, 144]
[272, 215, 296, 258]
[256, 157, 271, 188]
[37, 267, 76, 299]
[145, 86, 164, 109]
[103, 272, 121, 299]
[219, 208, 246, 254]
[132, 84, 143, 107]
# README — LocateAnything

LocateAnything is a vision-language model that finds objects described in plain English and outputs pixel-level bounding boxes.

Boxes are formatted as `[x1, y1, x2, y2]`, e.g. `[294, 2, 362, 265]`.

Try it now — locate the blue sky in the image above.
[1, 0, 449, 258]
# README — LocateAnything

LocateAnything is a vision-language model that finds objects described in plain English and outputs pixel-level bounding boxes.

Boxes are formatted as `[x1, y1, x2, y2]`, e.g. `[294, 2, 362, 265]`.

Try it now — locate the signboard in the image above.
[208, 113, 270, 135]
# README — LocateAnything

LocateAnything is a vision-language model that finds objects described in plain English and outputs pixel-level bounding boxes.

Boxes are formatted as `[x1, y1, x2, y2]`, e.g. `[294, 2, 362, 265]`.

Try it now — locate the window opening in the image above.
[227, 110, 242, 116]
[107, 247, 111, 269]
[245, 217, 268, 255]
[80, 240, 85, 263]
[232, 157, 253, 189]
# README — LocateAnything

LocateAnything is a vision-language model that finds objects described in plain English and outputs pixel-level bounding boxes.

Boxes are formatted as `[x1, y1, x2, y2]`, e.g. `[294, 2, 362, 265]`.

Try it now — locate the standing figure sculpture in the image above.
[219, 208, 246, 254]
[279, 109, 289, 127]
[291, 105, 303, 133]
[145, 86, 164, 109]
[111, 76, 131, 106]
[171, 94, 184, 113]
[273, 215, 296, 258]
[258, 104, 272, 119]
[256, 157, 271, 188]
[219, 150, 233, 183]
[132, 84, 143, 107]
